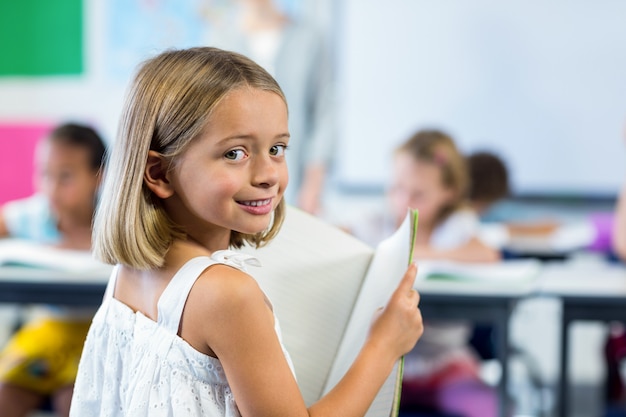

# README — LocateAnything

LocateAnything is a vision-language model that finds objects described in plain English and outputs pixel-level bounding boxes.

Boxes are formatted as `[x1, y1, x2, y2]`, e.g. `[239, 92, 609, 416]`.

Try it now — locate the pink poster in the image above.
[0, 123, 53, 205]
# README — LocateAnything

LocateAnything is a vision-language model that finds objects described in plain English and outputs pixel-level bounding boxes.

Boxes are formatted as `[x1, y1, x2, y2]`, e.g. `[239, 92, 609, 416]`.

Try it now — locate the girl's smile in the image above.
[237, 198, 274, 215]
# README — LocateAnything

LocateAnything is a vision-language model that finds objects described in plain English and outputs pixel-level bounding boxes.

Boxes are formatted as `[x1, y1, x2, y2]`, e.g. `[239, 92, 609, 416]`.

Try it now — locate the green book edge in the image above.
[390, 208, 419, 417]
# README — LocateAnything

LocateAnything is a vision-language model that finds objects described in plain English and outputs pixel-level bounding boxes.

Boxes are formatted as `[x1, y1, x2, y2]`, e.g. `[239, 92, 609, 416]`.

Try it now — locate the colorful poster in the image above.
[0, 0, 83, 76]
[0, 123, 53, 205]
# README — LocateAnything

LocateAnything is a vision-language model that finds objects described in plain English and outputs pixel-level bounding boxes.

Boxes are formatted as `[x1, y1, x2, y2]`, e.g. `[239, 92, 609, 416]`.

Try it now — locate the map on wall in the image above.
[105, 0, 304, 82]
[0, 0, 83, 76]
[106, 0, 213, 82]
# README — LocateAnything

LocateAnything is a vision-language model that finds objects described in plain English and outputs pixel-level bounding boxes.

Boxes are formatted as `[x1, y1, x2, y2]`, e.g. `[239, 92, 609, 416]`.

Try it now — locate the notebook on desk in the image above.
[416, 258, 542, 284]
[0, 238, 111, 275]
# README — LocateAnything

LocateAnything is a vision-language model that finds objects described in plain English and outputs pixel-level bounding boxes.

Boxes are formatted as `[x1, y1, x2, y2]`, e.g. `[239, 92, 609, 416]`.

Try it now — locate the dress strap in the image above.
[102, 265, 121, 301]
[156, 251, 261, 333]
[156, 257, 217, 333]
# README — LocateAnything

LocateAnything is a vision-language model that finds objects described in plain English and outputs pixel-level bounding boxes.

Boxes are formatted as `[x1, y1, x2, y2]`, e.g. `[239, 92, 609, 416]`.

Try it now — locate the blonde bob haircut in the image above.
[93, 47, 287, 270]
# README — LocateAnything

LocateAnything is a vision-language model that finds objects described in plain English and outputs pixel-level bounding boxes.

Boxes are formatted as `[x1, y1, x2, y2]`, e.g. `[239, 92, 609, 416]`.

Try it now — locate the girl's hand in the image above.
[368, 263, 423, 362]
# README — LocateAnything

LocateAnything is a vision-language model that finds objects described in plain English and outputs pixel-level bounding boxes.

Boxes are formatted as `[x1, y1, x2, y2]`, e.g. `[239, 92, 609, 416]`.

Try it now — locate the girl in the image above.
[389, 129, 500, 417]
[70, 47, 423, 417]
[390, 131, 500, 263]
[0, 123, 106, 417]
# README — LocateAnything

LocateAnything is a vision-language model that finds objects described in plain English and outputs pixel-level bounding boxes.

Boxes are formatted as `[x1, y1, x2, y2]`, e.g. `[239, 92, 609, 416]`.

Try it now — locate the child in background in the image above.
[602, 134, 626, 417]
[70, 47, 423, 417]
[392, 131, 500, 263]
[387, 130, 500, 417]
[467, 151, 510, 217]
[0, 123, 106, 417]
[467, 151, 560, 247]
[468, 150, 613, 255]
[348, 129, 499, 416]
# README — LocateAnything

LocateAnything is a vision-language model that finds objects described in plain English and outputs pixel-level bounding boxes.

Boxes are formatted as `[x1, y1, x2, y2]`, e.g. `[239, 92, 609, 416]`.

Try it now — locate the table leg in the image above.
[558, 315, 569, 417]
[496, 305, 512, 417]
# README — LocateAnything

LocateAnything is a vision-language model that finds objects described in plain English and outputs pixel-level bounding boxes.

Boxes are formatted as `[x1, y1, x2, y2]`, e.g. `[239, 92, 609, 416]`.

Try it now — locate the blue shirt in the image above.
[3, 194, 61, 244]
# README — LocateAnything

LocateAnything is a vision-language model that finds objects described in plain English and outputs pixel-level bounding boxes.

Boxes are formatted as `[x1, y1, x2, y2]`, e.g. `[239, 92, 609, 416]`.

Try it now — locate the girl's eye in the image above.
[270, 144, 287, 157]
[224, 149, 247, 161]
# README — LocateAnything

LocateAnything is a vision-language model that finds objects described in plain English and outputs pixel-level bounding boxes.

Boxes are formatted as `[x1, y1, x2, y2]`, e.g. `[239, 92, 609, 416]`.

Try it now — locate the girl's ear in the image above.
[144, 150, 174, 199]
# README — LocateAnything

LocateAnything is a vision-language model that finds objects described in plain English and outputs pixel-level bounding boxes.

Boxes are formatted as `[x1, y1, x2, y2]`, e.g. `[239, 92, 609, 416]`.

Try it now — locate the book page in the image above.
[324, 209, 417, 417]
[241, 206, 375, 405]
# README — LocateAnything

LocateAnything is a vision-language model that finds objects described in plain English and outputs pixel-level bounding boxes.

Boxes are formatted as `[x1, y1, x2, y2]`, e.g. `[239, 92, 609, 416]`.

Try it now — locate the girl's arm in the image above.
[186, 263, 422, 417]
[0, 209, 9, 237]
[613, 183, 626, 261]
[413, 237, 501, 263]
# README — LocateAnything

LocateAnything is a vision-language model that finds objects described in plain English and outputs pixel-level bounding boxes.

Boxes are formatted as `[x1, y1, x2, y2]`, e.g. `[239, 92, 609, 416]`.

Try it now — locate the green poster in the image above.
[0, 0, 83, 76]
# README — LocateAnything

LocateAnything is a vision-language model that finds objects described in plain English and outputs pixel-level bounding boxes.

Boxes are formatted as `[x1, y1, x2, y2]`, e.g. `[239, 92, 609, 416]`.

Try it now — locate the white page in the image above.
[324, 211, 414, 416]
[241, 206, 375, 405]
[0, 238, 111, 274]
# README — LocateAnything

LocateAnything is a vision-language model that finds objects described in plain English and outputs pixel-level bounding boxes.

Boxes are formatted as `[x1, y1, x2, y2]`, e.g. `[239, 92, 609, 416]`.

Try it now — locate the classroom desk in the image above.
[416, 279, 537, 417]
[0, 265, 109, 306]
[536, 258, 626, 417]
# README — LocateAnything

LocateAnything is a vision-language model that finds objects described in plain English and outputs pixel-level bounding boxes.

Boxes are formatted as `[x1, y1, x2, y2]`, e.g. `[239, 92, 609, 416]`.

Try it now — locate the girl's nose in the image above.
[252, 155, 280, 188]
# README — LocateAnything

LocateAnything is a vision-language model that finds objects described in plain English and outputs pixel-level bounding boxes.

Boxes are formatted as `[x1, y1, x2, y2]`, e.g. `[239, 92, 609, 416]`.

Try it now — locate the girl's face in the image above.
[166, 87, 289, 248]
[35, 140, 100, 219]
[388, 152, 453, 227]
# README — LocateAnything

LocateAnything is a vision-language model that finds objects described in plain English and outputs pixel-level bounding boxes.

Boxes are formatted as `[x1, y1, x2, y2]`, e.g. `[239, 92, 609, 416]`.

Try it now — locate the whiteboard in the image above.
[335, 0, 626, 197]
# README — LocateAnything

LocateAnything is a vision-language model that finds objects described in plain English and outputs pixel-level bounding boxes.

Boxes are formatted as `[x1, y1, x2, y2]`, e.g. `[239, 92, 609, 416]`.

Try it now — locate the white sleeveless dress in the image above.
[70, 250, 294, 417]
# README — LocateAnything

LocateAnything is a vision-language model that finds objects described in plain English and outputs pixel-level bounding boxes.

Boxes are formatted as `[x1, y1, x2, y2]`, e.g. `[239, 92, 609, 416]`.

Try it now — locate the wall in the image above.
[334, 0, 626, 198]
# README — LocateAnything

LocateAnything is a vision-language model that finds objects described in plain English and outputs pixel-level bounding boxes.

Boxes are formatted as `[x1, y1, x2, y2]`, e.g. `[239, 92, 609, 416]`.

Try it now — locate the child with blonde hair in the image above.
[70, 47, 423, 417]
[375, 129, 500, 417]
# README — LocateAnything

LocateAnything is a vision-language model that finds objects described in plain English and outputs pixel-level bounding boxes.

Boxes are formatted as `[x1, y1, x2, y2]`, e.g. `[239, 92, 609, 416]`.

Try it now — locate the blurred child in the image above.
[0, 123, 106, 417]
[467, 150, 559, 243]
[69, 46, 422, 417]
[391, 130, 499, 417]
[345, 129, 499, 417]
[468, 150, 613, 255]
[467, 151, 510, 216]
[602, 136, 626, 416]
[392, 131, 500, 264]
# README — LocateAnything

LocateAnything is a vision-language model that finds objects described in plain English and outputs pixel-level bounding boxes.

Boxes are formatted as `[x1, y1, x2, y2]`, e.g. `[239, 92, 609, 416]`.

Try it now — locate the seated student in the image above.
[467, 151, 560, 245]
[467, 150, 613, 257]
[602, 171, 626, 417]
[466, 151, 510, 217]
[0, 123, 106, 417]
[353, 129, 500, 417]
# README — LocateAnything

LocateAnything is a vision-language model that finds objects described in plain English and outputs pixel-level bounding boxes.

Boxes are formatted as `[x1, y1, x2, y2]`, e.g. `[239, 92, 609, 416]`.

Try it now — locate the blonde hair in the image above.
[93, 47, 287, 270]
[395, 129, 469, 221]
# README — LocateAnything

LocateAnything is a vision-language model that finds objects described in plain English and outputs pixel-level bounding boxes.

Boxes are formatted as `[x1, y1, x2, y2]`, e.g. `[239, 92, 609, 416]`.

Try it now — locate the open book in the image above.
[242, 205, 418, 417]
[0, 238, 111, 275]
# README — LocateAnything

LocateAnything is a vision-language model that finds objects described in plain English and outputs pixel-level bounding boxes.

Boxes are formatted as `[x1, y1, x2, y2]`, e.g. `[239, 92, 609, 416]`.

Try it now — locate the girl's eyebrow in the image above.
[218, 132, 290, 144]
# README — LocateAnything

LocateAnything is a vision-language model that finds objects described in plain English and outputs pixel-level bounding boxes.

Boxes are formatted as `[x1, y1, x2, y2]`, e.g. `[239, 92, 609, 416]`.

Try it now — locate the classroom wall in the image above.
[2, 1, 625, 202]
[334, 0, 626, 198]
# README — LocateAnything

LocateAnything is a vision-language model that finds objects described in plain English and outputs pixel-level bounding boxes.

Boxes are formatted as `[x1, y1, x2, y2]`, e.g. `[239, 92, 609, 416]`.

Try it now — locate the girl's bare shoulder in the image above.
[189, 263, 266, 313]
